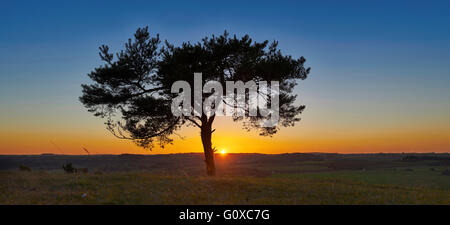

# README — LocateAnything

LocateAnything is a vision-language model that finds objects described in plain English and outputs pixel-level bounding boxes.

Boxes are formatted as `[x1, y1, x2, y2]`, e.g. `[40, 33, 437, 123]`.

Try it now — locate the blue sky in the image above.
[1, 0, 450, 153]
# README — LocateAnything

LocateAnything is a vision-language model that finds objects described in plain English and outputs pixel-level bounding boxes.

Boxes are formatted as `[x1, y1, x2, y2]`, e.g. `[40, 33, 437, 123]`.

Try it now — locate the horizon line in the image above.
[1, 151, 449, 156]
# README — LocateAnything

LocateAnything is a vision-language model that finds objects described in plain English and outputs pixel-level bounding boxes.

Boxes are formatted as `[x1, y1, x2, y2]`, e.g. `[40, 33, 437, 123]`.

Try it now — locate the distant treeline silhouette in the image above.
[401, 155, 450, 162]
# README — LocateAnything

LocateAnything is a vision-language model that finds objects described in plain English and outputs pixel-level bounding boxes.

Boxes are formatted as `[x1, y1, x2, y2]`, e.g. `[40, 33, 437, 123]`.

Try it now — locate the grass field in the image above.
[0, 153, 449, 204]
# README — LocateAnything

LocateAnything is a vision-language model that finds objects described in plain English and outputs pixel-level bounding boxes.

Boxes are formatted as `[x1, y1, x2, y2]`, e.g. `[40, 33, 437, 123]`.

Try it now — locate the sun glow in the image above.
[220, 149, 227, 155]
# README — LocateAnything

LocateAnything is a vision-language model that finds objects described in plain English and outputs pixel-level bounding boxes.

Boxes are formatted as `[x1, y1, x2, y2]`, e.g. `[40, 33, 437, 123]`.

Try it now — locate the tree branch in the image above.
[186, 117, 202, 128]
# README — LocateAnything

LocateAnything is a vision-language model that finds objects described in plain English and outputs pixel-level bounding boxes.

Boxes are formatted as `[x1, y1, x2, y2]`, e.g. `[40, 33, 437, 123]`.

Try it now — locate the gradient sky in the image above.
[1, 0, 450, 154]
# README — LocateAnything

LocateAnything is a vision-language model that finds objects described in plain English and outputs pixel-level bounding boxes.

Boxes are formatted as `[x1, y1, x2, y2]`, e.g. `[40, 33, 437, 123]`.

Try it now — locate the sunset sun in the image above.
[220, 149, 227, 155]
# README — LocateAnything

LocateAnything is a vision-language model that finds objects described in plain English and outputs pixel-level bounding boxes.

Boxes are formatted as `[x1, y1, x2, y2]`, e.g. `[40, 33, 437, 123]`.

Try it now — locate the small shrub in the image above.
[18, 165, 31, 172]
[62, 163, 75, 173]
[62, 163, 89, 174]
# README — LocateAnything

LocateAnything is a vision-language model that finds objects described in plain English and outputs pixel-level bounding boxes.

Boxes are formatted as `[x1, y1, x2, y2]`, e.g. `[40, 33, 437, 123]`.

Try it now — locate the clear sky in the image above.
[1, 0, 450, 154]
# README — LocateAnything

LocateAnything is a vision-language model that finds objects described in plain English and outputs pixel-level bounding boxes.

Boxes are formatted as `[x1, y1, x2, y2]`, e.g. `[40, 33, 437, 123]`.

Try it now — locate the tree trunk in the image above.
[201, 122, 215, 176]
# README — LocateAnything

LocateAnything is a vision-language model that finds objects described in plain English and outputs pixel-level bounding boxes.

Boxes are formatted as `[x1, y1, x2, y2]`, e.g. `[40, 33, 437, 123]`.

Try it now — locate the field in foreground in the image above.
[0, 171, 449, 204]
[0, 153, 449, 204]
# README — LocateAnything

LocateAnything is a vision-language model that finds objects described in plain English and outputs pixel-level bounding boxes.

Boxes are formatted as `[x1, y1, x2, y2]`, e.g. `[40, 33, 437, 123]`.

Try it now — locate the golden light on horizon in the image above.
[220, 149, 227, 155]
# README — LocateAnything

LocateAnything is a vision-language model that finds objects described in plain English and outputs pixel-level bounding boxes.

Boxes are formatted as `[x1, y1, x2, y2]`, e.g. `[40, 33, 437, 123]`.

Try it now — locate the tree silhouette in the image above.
[80, 27, 310, 176]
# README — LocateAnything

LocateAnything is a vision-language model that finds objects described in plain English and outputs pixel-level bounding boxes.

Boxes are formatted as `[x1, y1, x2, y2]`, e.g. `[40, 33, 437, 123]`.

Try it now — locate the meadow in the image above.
[0, 153, 449, 204]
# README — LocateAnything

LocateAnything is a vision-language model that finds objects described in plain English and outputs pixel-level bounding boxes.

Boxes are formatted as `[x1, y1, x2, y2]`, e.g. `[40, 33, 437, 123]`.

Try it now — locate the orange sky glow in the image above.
[1, 114, 449, 155]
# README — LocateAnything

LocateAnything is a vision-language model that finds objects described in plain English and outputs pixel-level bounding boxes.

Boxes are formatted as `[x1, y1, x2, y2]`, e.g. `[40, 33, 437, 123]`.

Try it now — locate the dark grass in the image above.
[0, 153, 449, 204]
